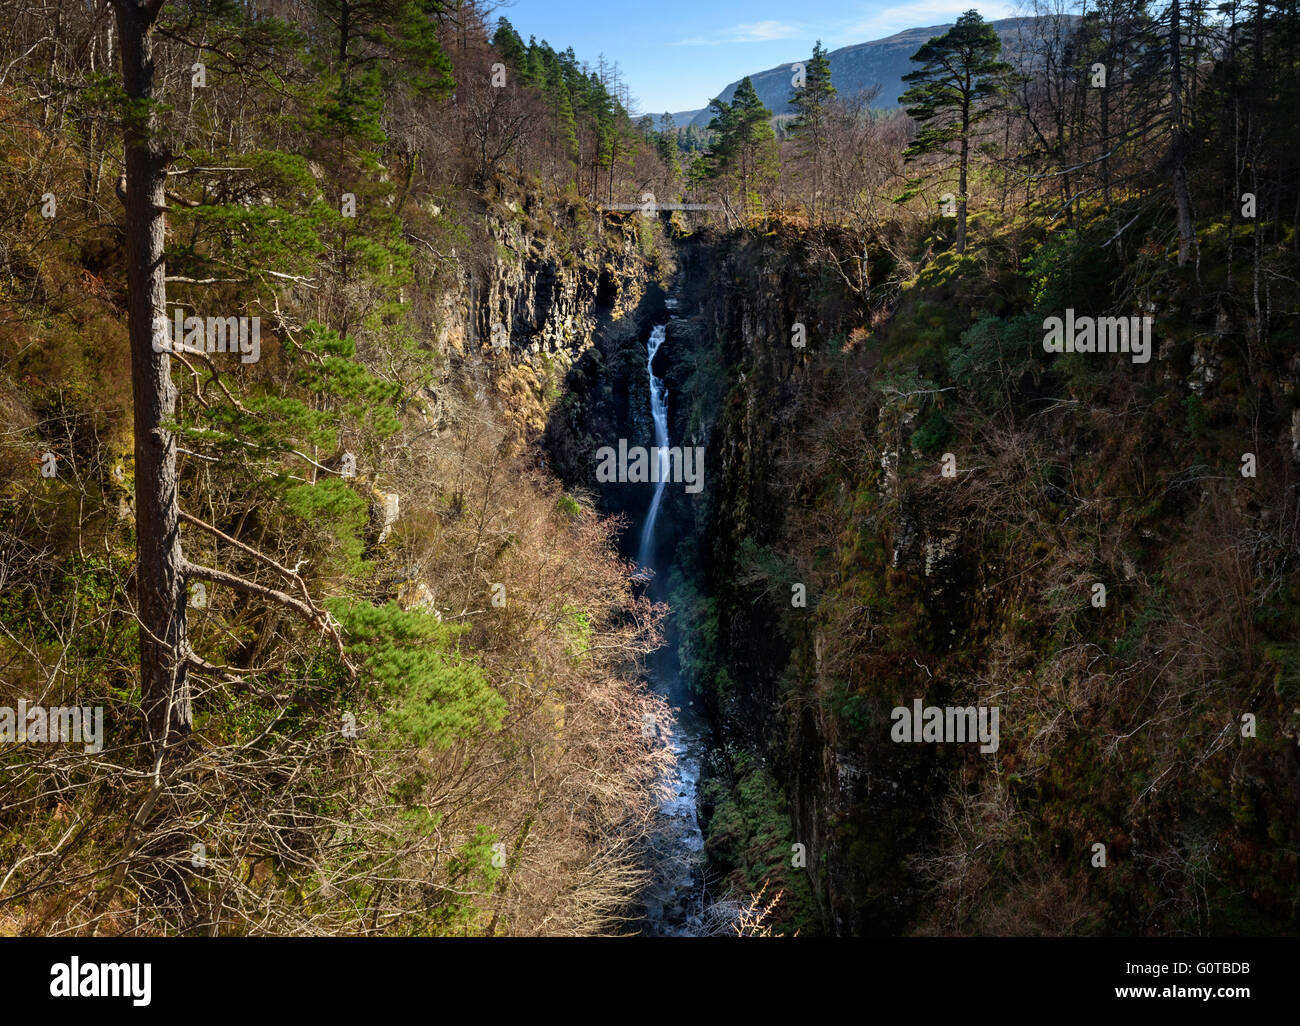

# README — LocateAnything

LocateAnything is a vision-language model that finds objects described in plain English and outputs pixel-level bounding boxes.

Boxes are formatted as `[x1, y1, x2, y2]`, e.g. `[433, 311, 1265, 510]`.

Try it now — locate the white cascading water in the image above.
[632, 309, 706, 936]
[637, 323, 669, 569]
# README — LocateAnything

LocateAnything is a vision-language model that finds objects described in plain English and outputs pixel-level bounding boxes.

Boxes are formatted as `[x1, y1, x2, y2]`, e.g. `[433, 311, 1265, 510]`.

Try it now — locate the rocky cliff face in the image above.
[539, 229, 676, 534]
[431, 203, 666, 444]
[659, 223, 1300, 937]
[664, 232, 875, 934]
[466, 215, 649, 357]
[541, 217, 1300, 936]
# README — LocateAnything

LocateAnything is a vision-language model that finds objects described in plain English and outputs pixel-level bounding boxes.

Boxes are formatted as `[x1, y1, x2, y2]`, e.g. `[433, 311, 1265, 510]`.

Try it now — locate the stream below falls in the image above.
[631, 307, 711, 937]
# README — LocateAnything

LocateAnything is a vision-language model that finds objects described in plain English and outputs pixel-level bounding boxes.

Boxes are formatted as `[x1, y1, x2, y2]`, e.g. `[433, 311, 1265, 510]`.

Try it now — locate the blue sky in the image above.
[499, 0, 1017, 115]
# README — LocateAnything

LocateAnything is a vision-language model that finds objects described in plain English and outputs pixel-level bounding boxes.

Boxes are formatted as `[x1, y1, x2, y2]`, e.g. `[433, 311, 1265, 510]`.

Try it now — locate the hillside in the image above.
[658, 16, 1061, 129]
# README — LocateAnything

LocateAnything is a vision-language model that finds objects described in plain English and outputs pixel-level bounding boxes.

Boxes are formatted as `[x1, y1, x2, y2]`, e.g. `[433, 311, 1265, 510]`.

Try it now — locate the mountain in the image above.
[670, 17, 1058, 130]
[649, 109, 704, 131]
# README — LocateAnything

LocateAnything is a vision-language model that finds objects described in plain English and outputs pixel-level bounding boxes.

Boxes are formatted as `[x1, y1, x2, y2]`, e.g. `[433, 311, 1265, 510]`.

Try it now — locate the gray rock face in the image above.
[441, 214, 650, 365]
[376, 492, 399, 544]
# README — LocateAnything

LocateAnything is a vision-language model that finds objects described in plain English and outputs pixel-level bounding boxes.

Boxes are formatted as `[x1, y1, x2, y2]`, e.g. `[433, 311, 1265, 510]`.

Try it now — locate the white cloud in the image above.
[830, 1, 1017, 45]
[674, 20, 804, 46]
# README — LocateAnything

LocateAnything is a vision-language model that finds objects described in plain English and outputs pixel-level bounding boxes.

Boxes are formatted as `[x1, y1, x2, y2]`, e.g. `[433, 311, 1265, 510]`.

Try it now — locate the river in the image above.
[633, 306, 711, 936]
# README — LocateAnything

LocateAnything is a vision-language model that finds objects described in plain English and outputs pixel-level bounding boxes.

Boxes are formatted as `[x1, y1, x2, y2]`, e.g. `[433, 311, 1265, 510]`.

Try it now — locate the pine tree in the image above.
[789, 41, 836, 223]
[492, 16, 527, 74]
[579, 71, 615, 201]
[899, 10, 1011, 253]
[655, 114, 682, 186]
[524, 36, 543, 88]
[108, 0, 191, 743]
[706, 77, 777, 215]
[545, 59, 579, 167]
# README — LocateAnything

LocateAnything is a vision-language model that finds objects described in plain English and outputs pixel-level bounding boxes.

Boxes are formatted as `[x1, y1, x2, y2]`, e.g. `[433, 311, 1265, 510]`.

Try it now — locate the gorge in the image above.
[550, 211, 1300, 936]
[4, 0, 1300, 943]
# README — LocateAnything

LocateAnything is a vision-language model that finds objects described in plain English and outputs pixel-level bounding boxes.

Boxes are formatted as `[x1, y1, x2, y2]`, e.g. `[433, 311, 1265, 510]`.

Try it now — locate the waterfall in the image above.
[630, 312, 707, 936]
[637, 323, 669, 569]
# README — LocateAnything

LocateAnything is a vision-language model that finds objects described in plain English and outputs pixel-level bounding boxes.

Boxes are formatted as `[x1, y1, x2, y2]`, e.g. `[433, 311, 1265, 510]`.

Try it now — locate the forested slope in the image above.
[0, 0, 681, 935]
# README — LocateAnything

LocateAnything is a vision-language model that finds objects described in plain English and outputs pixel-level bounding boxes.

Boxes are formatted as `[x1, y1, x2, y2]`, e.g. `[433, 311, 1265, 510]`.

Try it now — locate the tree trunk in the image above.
[1100, 41, 1111, 209]
[1170, 0, 1196, 265]
[113, 0, 191, 745]
[957, 99, 970, 253]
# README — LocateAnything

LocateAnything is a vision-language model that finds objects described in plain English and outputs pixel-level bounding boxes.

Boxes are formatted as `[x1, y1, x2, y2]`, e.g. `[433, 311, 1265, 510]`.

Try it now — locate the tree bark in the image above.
[957, 93, 970, 254]
[1170, 0, 1196, 265]
[112, 0, 191, 745]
